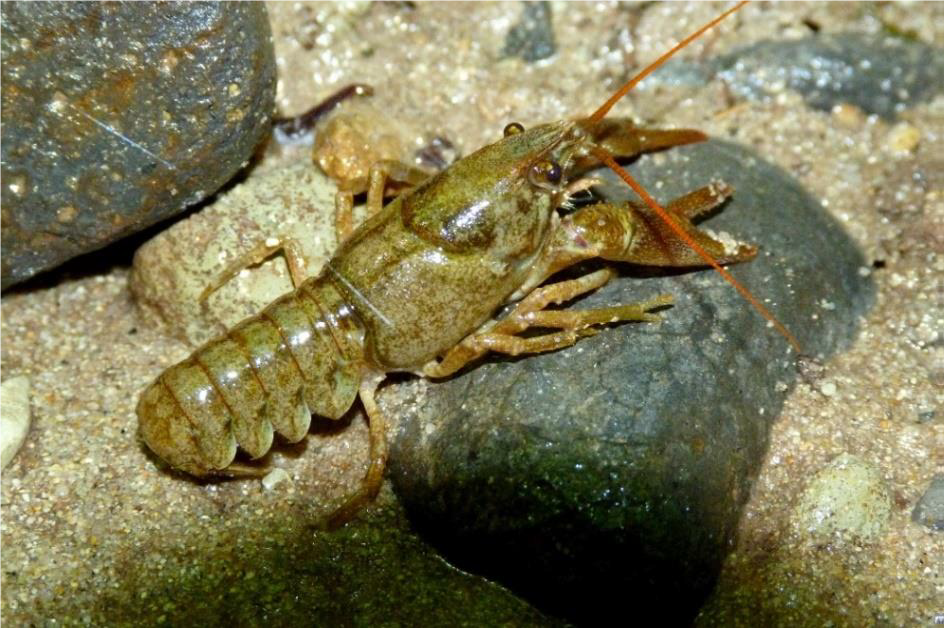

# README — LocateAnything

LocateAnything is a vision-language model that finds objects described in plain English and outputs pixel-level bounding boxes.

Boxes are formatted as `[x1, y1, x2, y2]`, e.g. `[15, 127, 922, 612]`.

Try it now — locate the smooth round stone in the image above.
[1, 376, 31, 470]
[911, 475, 944, 532]
[791, 453, 893, 543]
[1, 3, 276, 289]
[130, 163, 348, 347]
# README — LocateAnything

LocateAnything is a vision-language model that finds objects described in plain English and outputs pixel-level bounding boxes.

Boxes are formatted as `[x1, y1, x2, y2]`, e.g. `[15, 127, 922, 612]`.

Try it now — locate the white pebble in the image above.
[1, 376, 31, 470]
[335, 0, 372, 16]
[885, 122, 921, 154]
[820, 381, 837, 397]
[790, 453, 891, 544]
[261, 468, 292, 490]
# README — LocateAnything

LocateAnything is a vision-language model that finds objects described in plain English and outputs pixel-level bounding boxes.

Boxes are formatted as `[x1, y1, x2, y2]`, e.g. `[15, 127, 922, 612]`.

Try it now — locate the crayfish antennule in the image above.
[588, 1, 748, 124]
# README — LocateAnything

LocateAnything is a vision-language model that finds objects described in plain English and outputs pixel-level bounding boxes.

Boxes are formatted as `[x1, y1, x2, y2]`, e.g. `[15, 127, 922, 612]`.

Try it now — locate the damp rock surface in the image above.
[389, 140, 874, 624]
[1, 2, 276, 289]
[650, 34, 944, 118]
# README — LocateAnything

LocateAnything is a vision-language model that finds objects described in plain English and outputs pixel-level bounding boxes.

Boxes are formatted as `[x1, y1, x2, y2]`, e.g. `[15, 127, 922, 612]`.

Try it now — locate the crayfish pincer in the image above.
[137, 1, 796, 526]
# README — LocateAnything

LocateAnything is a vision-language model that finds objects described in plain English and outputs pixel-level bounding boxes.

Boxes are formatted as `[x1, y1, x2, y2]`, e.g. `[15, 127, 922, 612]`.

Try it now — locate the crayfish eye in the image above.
[529, 159, 562, 189]
[503, 122, 525, 137]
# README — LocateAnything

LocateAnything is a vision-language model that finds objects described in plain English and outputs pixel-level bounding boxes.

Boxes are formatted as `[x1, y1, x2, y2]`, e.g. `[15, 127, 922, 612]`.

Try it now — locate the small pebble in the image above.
[261, 468, 292, 491]
[791, 453, 892, 544]
[911, 475, 944, 531]
[503, 1, 555, 62]
[1, 376, 31, 470]
[335, 0, 373, 17]
[885, 122, 921, 154]
[831, 103, 866, 129]
[820, 381, 837, 397]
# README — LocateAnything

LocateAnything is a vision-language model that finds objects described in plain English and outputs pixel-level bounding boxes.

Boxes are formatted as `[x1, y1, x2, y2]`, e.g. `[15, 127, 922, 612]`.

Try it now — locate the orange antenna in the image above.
[592, 147, 802, 353]
[588, 1, 801, 352]
[589, 1, 748, 124]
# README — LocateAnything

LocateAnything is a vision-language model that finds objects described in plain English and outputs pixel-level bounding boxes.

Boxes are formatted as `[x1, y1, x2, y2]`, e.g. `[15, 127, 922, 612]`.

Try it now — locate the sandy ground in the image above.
[2, 2, 942, 624]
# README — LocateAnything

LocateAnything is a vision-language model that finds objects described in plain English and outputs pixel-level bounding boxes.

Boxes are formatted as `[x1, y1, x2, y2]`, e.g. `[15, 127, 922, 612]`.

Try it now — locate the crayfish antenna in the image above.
[587, 1, 802, 353]
[589, 1, 749, 124]
[592, 147, 802, 353]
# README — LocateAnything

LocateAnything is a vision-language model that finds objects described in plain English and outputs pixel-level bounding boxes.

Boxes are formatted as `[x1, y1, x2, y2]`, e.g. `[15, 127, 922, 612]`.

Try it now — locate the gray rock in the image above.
[388, 140, 874, 624]
[912, 475, 944, 531]
[648, 34, 944, 118]
[504, 2, 555, 63]
[1, 2, 276, 289]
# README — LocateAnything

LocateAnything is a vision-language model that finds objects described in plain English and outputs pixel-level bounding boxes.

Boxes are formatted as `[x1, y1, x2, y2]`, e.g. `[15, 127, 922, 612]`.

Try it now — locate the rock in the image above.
[342, 1, 373, 18]
[649, 34, 944, 118]
[388, 140, 874, 624]
[884, 121, 922, 155]
[791, 453, 892, 543]
[312, 102, 431, 189]
[130, 162, 360, 346]
[504, 1, 555, 62]
[1, 376, 31, 470]
[261, 468, 292, 491]
[1, 2, 276, 289]
[912, 475, 944, 531]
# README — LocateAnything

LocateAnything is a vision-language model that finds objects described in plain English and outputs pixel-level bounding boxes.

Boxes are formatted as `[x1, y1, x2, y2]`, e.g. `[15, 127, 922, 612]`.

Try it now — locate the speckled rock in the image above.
[1, 2, 276, 289]
[912, 474, 944, 532]
[790, 453, 892, 543]
[650, 34, 944, 118]
[388, 140, 874, 624]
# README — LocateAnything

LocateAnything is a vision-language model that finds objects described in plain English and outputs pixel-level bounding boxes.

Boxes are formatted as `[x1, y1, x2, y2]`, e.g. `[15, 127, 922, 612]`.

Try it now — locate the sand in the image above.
[2, 2, 941, 624]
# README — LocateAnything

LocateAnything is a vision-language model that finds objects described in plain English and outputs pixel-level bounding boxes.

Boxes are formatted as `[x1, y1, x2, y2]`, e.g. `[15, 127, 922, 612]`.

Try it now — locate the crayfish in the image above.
[137, 1, 798, 526]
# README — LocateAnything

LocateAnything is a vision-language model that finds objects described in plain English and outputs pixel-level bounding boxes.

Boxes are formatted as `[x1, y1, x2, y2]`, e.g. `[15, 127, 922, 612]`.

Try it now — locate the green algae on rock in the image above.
[27, 500, 557, 625]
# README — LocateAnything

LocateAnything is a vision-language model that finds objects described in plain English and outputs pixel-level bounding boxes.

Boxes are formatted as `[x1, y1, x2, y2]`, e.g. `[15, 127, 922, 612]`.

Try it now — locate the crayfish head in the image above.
[490, 118, 599, 205]
[400, 119, 584, 260]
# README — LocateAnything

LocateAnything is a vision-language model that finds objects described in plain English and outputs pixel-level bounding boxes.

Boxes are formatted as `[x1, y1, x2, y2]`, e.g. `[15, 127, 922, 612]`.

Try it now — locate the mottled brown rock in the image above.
[1, 2, 276, 289]
[130, 162, 349, 347]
